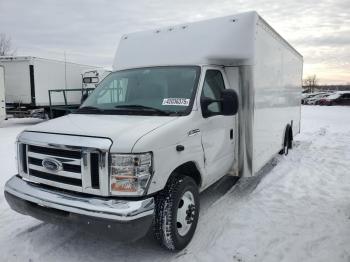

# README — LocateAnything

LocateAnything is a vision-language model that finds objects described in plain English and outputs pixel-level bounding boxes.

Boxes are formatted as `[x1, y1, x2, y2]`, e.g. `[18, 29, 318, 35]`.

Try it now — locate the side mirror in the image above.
[221, 89, 239, 116]
[200, 89, 239, 118]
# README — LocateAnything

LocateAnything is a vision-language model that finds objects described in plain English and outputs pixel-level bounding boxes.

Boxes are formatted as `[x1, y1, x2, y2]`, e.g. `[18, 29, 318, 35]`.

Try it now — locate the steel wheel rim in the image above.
[176, 191, 195, 237]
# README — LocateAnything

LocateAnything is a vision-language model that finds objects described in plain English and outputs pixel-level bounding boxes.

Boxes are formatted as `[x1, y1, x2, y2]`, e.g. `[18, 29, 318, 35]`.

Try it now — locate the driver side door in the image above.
[199, 67, 236, 185]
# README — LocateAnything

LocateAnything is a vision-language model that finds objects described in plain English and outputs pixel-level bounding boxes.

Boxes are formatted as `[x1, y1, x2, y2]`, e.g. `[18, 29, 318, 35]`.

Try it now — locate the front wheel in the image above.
[153, 175, 199, 251]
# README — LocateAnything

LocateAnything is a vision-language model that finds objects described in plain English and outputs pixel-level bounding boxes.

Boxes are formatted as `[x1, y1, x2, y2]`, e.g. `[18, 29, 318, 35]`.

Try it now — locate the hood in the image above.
[25, 114, 178, 152]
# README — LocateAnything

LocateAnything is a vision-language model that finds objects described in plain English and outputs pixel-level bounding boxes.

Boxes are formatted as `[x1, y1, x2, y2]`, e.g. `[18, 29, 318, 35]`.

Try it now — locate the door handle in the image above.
[230, 129, 233, 140]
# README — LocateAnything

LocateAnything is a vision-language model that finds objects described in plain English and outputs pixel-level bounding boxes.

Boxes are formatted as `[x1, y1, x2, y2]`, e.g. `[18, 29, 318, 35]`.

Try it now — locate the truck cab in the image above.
[4, 12, 302, 251]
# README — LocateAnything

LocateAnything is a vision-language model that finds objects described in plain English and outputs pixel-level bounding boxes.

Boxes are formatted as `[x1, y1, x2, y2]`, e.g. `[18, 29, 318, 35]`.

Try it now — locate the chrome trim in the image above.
[28, 152, 81, 165]
[188, 129, 200, 136]
[82, 151, 92, 190]
[28, 164, 82, 179]
[5, 176, 154, 221]
[81, 150, 109, 195]
[99, 152, 109, 195]
[23, 176, 83, 192]
[17, 143, 27, 175]
[17, 131, 113, 196]
[41, 158, 63, 172]
[18, 132, 112, 151]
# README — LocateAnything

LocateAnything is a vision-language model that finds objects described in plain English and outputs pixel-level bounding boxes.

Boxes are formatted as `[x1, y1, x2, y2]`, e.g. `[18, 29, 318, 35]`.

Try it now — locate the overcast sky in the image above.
[0, 0, 349, 84]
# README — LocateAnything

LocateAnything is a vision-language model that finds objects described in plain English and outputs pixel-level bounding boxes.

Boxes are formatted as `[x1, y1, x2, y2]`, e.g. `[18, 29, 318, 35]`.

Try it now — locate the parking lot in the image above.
[0, 105, 350, 262]
[302, 91, 350, 106]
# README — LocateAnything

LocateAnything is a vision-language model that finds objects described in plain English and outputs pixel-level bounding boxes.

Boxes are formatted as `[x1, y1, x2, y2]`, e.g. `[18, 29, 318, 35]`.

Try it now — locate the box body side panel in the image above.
[252, 19, 303, 174]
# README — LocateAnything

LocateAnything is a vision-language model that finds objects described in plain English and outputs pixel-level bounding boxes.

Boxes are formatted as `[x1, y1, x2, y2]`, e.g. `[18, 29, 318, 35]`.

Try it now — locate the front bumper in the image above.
[4, 175, 155, 241]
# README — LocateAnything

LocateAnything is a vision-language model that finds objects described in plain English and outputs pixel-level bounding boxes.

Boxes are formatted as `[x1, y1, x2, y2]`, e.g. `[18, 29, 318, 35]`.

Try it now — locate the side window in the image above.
[201, 70, 225, 113]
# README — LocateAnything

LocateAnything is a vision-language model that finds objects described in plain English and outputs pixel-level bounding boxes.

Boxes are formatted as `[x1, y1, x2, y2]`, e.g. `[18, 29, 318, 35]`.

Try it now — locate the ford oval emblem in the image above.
[42, 158, 63, 172]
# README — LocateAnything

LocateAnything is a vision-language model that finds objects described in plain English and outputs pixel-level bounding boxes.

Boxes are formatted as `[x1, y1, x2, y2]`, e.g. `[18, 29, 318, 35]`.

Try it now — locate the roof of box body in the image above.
[113, 11, 301, 71]
[0, 56, 34, 62]
[0, 56, 98, 67]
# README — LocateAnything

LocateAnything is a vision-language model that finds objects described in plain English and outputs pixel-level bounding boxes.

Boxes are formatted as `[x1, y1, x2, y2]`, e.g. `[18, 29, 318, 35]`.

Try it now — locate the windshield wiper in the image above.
[75, 106, 104, 113]
[114, 105, 172, 115]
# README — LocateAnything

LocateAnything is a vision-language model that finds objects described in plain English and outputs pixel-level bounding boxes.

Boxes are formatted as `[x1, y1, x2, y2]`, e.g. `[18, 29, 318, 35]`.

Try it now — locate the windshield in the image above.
[77, 66, 200, 116]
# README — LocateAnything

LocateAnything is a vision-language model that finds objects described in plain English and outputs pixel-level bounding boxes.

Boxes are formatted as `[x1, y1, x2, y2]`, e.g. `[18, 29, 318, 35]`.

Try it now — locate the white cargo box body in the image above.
[0, 66, 5, 122]
[114, 11, 303, 176]
[0, 57, 97, 106]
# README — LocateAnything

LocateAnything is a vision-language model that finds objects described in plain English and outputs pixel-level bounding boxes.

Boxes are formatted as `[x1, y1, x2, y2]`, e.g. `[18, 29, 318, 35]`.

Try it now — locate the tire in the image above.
[154, 175, 200, 251]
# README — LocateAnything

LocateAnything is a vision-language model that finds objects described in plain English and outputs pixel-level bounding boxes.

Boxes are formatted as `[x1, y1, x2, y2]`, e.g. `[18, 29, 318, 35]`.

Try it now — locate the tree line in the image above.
[0, 33, 16, 56]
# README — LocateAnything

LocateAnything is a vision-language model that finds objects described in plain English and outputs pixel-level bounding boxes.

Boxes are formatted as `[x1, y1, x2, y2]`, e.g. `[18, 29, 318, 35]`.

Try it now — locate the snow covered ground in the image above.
[0, 106, 350, 262]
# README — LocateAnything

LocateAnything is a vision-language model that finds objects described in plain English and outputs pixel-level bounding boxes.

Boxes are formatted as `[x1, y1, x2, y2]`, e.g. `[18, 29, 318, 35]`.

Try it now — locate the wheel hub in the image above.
[186, 204, 195, 224]
[176, 191, 195, 236]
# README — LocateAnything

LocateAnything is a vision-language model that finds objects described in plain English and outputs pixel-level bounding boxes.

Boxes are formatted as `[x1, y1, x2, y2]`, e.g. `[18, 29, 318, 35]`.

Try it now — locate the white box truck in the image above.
[0, 56, 97, 118]
[0, 66, 5, 122]
[4, 12, 302, 251]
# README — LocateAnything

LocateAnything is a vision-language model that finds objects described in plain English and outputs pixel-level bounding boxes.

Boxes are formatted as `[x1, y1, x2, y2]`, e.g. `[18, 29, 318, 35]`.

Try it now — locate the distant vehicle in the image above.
[319, 91, 350, 106]
[0, 56, 98, 118]
[304, 93, 333, 105]
[302, 92, 331, 105]
[301, 92, 319, 104]
[82, 69, 111, 89]
[0, 66, 5, 122]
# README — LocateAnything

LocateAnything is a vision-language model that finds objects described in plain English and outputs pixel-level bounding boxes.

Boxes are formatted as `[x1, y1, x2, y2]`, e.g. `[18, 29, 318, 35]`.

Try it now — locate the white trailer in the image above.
[0, 56, 97, 117]
[0, 66, 5, 122]
[5, 12, 302, 251]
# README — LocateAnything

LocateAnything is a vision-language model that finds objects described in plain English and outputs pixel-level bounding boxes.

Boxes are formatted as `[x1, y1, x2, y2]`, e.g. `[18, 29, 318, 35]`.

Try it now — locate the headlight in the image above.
[110, 153, 153, 196]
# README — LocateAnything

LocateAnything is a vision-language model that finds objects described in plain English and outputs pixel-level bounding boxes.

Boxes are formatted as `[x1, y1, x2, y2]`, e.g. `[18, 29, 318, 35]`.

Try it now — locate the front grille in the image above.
[28, 157, 81, 173]
[90, 153, 100, 189]
[20, 143, 106, 195]
[29, 169, 82, 186]
[28, 145, 81, 159]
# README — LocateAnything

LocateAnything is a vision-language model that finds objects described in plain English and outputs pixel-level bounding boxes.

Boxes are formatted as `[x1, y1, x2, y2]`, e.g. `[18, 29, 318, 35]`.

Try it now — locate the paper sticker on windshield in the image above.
[162, 98, 190, 106]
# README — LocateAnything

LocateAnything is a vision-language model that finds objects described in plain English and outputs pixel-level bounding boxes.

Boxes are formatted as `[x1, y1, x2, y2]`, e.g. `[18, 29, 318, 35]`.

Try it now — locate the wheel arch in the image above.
[167, 161, 203, 188]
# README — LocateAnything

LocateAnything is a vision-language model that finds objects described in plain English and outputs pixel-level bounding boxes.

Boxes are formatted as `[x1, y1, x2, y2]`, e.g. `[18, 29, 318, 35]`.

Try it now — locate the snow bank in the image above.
[0, 106, 350, 262]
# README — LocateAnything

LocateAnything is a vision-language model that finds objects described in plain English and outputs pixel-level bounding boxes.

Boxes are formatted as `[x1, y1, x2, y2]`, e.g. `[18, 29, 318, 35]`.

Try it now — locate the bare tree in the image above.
[0, 33, 16, 56]
[303, 74, 318, 93]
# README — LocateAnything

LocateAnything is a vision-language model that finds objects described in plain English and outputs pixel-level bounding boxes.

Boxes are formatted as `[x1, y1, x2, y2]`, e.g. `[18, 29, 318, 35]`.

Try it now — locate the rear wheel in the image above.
[154, 175, 199, 251]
